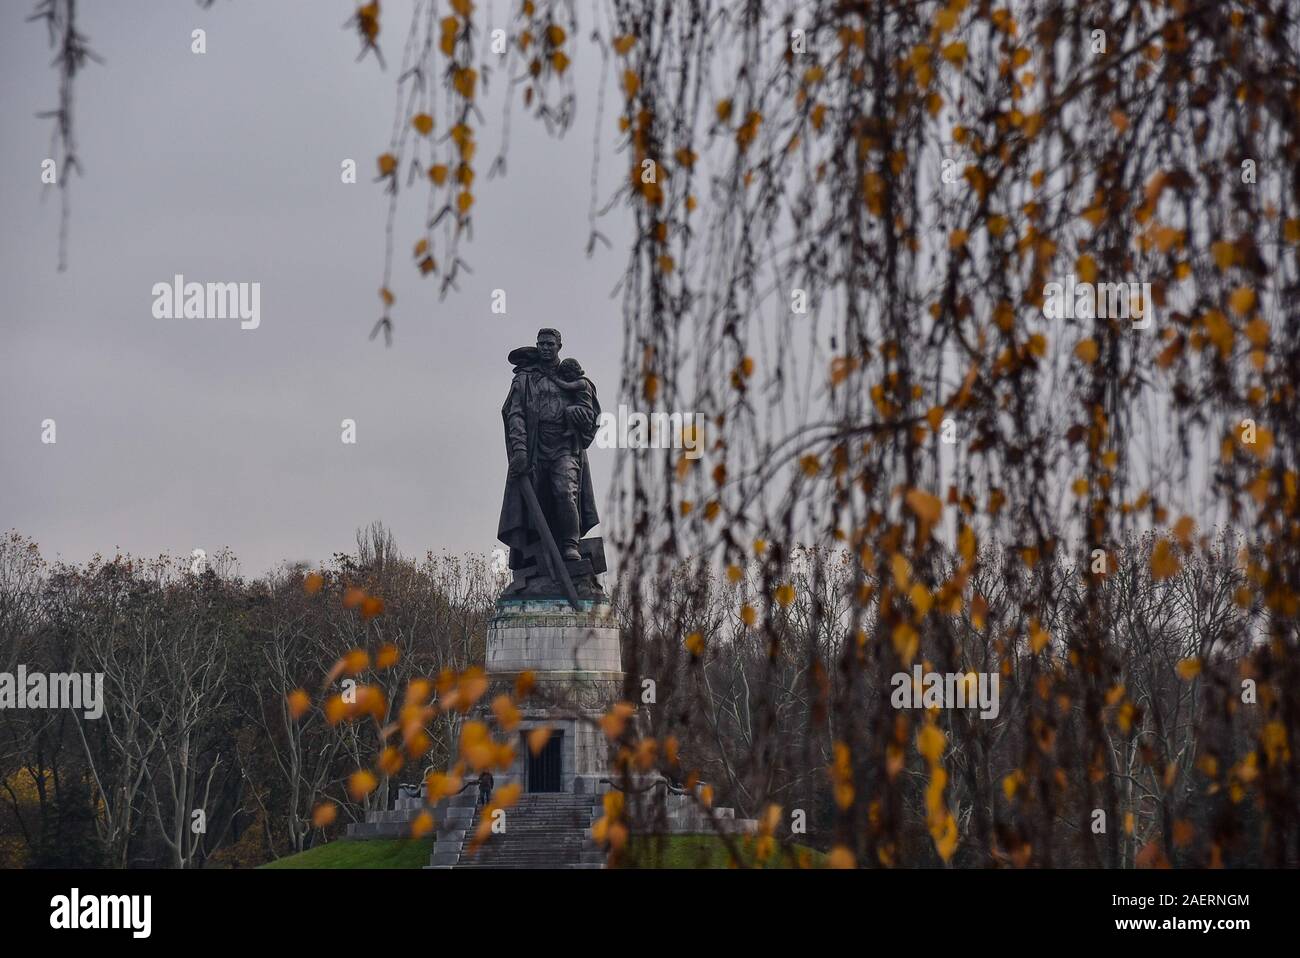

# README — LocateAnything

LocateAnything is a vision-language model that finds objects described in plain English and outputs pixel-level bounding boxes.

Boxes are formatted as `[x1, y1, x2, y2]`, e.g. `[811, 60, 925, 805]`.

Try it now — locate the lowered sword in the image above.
[517, 471, 583, 611]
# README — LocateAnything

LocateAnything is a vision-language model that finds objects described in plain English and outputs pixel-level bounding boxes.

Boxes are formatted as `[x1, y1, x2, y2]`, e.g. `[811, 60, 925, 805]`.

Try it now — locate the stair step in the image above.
[437, 793, 604, 870]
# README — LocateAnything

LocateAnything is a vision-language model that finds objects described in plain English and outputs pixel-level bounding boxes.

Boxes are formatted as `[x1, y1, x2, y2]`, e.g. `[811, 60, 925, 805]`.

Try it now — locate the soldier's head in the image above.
[557, 357, 584, 381]
[536, 328, 561, 366]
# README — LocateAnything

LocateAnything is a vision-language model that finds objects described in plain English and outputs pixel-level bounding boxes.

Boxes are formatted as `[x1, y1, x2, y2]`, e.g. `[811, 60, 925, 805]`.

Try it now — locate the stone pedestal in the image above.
[485, 596, 623, 795]
[336, 589, 762, 867]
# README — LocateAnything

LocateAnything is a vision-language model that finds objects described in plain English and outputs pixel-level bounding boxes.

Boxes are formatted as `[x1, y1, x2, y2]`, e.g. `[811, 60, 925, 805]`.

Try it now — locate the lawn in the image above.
[261, 834, 820, 869]
[619, 835, 823, 869]
[261, 838, 434, 869]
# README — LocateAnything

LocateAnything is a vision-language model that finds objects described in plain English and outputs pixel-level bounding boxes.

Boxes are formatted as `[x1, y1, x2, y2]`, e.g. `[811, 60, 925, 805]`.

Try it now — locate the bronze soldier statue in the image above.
[496, 328, 605, 601]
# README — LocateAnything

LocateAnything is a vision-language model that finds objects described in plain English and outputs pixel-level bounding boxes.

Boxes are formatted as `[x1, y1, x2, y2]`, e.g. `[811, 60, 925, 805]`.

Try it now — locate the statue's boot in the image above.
[556, 500, 582, 561]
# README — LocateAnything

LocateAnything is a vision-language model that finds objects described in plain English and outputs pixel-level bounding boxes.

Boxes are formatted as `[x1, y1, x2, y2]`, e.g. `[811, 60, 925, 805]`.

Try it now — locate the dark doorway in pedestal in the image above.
[527, 732, 563, 792]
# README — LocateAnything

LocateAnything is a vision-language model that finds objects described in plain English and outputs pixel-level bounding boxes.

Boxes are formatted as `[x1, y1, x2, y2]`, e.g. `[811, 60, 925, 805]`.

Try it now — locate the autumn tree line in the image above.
[0, 521, 1282, 868]
[628, 532, 1284, 868]
[0, 526, 499, 868]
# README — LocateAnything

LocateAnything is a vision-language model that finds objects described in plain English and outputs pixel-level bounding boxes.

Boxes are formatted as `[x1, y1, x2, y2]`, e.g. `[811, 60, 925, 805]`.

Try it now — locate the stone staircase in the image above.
[347, 779, 759, 868]
[450, 793, 606, 869]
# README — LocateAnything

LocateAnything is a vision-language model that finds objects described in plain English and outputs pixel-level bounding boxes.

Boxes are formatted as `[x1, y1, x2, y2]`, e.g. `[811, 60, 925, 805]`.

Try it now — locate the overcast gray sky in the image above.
[0, 0, 631, 576]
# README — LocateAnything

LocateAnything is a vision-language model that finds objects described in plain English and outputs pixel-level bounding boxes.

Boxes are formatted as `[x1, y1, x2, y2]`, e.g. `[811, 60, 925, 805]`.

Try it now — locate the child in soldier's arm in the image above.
[556, 358, 597, 445]
[556, 358, 594, 411]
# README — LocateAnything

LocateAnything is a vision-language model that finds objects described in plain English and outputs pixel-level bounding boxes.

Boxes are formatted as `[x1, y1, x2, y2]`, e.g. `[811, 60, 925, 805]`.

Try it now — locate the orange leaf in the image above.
[1150, 539, 1181, 580]
[287, 689, 311, 720]
[1228, 286, 1256, 316]
[528, 727, 552, 755]
[906, 488, 942, 523]
[348, 770, 378, 800]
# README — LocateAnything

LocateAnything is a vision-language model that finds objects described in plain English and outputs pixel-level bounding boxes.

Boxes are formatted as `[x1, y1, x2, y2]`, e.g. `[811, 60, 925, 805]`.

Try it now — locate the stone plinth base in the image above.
[485, 596, 624, 794]
[487, 598, 622, 680]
